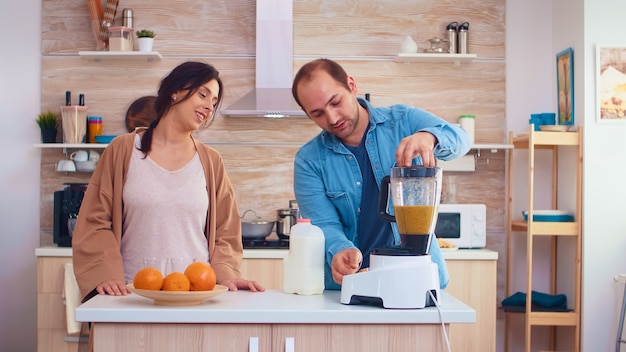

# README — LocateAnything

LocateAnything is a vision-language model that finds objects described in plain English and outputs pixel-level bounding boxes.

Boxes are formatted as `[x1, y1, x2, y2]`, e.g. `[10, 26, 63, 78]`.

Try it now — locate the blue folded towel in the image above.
[502, 291, 567, 309]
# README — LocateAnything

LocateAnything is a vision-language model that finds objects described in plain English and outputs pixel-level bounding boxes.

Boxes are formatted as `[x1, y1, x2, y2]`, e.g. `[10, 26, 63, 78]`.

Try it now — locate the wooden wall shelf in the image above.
[395, 53, 477, 64]
[78, 51, 162, 62]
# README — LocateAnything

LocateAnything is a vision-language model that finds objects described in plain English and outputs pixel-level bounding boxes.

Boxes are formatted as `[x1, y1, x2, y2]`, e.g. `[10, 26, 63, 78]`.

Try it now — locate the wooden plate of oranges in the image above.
[127, 261, 228, 306]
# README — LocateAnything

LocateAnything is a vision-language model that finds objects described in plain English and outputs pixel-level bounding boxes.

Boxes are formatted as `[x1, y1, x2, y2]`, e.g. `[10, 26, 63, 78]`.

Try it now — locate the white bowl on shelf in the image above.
[75, 160, 97, 172]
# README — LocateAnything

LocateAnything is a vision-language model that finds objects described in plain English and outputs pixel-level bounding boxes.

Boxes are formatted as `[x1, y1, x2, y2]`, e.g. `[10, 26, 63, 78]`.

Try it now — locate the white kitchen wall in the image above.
[581, 1, 626, 351]
[0, 0, 41, 350]
[505, 1, 557, 350]
[507, 0, 626, 351]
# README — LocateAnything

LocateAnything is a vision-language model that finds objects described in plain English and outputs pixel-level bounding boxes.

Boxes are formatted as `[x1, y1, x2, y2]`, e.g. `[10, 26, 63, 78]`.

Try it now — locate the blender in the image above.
[340, 166, 442, 309]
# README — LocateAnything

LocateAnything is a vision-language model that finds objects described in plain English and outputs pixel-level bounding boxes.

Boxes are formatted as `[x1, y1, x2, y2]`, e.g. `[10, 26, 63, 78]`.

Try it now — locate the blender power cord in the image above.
[428, 290, 451, 352]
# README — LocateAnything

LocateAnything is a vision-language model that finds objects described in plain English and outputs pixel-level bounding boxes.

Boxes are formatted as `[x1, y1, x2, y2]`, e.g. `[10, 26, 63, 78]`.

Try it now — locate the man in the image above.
[291, 58, 471, 290]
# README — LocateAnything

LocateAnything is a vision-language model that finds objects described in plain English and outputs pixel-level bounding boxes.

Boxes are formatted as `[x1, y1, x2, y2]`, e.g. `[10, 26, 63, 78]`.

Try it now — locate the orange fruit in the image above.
[162, 272, 191, 291]
[184, 261, 217, 291]
[133, 267, 164, 291]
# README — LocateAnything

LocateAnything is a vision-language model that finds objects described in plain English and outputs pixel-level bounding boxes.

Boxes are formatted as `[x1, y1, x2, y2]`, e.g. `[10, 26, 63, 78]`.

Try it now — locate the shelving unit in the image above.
[34, 143, 108, 149]
[78, 51, 162, 62]
[394, 52, 477, 65]
[505, 126, 582, 352]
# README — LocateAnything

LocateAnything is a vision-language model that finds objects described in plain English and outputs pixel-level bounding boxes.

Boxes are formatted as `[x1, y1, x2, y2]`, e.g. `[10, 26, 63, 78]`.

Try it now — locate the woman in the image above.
[72, 61, 264, 302]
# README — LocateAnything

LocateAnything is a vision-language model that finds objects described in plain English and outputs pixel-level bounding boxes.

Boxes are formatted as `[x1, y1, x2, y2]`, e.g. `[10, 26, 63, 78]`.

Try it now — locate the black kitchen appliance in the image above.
[53, 183, 88, 247]
[242, 239, 289, 249]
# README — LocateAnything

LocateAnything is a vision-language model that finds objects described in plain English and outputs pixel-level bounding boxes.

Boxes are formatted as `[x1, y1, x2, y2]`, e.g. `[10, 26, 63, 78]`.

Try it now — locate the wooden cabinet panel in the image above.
[242, 256, 498, 352]
[37, 257, 78, 352]
[240, 258, 284, 290]
[272, 324, 446, 352]
[446, 259, 497, 352]
[93, 323, 272, 352]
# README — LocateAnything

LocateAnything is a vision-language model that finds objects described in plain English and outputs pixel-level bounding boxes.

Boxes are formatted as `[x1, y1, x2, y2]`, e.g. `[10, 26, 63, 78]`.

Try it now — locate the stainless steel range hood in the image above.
[221, 0, 306, 118]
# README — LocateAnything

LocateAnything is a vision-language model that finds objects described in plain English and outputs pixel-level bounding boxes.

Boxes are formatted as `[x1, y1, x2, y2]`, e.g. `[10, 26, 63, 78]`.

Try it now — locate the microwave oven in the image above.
[435, 203, 486, 249]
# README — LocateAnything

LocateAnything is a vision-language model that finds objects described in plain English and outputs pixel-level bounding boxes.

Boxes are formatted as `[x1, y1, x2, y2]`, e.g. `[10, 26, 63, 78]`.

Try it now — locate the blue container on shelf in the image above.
[529, 114, 542, 131]
[94, 135, 116, 144]
[522, 210, 574, 222]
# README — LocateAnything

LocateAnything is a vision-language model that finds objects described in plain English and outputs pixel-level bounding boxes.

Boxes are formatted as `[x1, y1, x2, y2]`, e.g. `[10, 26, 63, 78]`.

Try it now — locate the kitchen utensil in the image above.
[276, 208, 298, 239]
[88, 150, 100, 162]
[75, 160, 97, 172]
[86, 0, 106, 50]
[99, 0, 119, 45]
[67, 218, 77, 238]
[241, 210, 275, 239]
[126, 283, 228, 306]
[108, 26, 133, 51]
[122, 8, 133, 28]
[126, 96, 157, 132]
[87, 116, 102, 143]
[342, 166, 443, 309]
[458, 22, 469, 54]
[60, 106, 88, 144]
[446, 22, 459, 54]
[70, 150, 89, 162]
[424, 37, 449, 53]
[57, 159, 76, 172]
[379, 166, 442, 254]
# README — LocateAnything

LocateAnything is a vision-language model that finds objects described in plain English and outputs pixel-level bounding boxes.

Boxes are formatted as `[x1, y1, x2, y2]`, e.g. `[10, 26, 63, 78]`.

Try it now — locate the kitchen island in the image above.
[36, 247, 497, 352]
[76, 289, 474, 352]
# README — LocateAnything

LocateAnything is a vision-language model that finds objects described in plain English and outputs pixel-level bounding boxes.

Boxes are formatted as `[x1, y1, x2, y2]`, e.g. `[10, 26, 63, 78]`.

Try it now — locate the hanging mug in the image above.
[69, 150, 89, 162]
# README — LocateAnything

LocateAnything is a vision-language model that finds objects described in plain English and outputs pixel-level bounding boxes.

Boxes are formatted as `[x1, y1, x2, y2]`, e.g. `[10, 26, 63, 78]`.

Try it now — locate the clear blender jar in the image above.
[378, 166, 443, 255]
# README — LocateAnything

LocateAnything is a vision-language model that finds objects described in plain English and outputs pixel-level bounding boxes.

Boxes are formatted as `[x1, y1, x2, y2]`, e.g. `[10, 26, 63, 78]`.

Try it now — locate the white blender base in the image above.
[340, 254, 440, 309]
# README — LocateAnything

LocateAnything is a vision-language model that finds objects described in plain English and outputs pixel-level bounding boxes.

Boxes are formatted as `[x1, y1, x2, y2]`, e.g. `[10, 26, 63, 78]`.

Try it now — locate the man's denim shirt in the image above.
[294, 98, 471, 290]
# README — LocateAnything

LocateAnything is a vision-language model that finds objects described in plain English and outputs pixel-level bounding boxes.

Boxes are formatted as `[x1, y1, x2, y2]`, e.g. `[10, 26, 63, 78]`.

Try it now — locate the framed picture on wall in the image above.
[597, 44, 626, 123]
[556, 48, 574, 125]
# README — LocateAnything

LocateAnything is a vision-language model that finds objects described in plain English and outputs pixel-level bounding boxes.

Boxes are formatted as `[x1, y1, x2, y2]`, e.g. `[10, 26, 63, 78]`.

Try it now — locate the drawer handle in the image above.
[249, 337, 259, 352]
[285, 337, 295, 352]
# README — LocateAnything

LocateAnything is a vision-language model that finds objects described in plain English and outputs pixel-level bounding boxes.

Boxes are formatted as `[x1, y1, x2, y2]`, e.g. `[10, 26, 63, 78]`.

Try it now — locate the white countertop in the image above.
[36, 247, 497, 260]
[75, 289, 475, 325]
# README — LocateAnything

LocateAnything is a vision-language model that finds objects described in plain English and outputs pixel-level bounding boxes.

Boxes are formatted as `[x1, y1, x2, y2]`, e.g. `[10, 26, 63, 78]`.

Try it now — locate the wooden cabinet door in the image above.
[240, 258, 283, 290]
[446, 259, 497, 352]
[92, 323, 272, 352]
[38, 257, 81, 352]
[272, 324, 446, 352]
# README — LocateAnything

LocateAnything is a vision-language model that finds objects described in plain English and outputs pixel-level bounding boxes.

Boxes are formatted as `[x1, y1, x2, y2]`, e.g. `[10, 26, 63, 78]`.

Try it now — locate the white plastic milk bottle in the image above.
[283, 218, 325, 295]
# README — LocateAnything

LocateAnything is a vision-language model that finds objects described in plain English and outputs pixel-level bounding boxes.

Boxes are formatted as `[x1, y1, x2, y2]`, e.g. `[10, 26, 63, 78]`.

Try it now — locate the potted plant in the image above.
[35, 111, 58, 143]
[136, 29, 156, 52]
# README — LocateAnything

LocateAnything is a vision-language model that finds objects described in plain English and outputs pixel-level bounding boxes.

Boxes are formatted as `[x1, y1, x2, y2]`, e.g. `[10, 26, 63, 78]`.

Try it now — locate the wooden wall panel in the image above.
[39, 0, 508, 309]
[42, 0, 256, 54]
[294, 0, 505, 58]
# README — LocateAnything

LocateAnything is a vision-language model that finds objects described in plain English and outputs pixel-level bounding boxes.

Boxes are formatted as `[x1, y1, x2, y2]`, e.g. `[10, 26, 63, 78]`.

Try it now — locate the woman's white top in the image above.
[121, 135, 209, 282]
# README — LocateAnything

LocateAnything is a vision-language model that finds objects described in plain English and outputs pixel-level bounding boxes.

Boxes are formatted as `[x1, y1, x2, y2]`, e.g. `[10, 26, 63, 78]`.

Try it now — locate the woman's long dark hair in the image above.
[140, 61, 224, 155]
